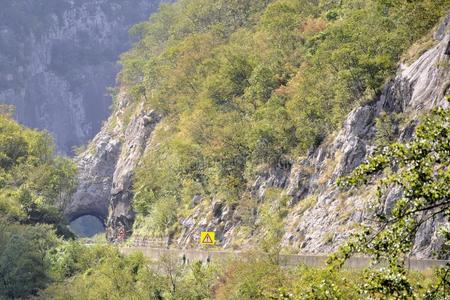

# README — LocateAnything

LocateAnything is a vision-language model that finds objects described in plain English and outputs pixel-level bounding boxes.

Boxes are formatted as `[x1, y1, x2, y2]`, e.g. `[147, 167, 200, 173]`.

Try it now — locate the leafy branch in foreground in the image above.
[331, 101, 450, 299]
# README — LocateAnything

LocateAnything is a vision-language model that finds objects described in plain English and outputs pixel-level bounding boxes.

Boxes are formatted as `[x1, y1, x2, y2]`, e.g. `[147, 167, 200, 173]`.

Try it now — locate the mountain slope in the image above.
[175, 19, 450, 256]
[68, 0, 450, 256]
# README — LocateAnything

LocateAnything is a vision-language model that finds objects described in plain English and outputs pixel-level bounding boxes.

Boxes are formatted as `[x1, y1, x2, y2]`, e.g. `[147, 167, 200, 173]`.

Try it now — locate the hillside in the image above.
[67, 0, 450, 258]
[1, 0, 450, 299]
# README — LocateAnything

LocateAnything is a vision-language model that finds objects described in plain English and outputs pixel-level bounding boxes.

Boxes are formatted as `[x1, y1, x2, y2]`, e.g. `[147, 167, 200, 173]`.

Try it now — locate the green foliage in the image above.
[335, 104, 450, 298]
[41, 245, 152, 299]
[214, 252, 365, 300]
[289, 267, 361, 300]
[124, 0, 450, 236]
[0, 116, 78, 298]
[46, 241, 118, 281]
[41, 246, 220, 300]
[258, 188, 289, 259]
[374, 112, 403, 149]
[37, 243, 444, 300]
[0, 116, 77, 229]
[214, 253, 289, 299]
[0, 220, 59, 299]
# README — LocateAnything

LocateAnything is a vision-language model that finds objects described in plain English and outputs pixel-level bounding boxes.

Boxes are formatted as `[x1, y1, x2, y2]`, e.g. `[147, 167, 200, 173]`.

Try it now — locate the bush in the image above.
[0, 222, 58, 299]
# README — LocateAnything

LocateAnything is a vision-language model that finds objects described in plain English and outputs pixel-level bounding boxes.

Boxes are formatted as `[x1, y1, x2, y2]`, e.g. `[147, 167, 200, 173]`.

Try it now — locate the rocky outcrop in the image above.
[277, 18, 450, 257]
[64, 115, 123, 224]
[66, 92, 160, 241]
[107, 106, 160, 241]
[0, 0, 161, 154]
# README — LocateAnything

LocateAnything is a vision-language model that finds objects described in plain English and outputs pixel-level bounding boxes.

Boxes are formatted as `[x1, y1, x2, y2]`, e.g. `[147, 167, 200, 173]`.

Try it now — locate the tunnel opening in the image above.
[69, 215, 105, 237]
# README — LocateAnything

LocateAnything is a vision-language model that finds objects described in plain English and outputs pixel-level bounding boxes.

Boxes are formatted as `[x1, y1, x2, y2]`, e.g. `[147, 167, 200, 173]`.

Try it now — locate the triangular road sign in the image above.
[202, 233, 212, 244]
[200, 231, 215, 245]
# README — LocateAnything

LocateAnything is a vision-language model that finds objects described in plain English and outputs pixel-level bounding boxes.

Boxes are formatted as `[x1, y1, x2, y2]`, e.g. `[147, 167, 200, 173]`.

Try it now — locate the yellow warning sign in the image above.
[200, 232, 215, 245]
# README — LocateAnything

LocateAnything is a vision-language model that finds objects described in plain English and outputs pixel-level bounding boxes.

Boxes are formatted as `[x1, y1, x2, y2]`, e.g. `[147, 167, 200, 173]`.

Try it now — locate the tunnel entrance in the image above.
[69, 215, 105, 237]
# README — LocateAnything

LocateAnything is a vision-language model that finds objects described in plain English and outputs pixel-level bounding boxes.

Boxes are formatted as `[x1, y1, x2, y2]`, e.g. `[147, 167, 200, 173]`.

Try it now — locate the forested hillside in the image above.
[111, 0, 449, 241]
[1, 103, 449, 299]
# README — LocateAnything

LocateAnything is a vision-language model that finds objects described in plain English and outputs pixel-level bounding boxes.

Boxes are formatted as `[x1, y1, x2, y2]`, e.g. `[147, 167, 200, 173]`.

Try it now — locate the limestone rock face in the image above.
[107, 107, 160, 241]
[64, 130, 121, 223]
[0, 0, 161, 154]
[278, 21, 450, 257]
[65, 93, 127, 225]
[66, 92, 160, 240]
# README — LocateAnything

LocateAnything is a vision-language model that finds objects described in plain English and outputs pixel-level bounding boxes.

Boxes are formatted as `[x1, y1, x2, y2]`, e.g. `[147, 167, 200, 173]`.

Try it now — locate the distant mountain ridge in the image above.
[0, 0, 162, 154]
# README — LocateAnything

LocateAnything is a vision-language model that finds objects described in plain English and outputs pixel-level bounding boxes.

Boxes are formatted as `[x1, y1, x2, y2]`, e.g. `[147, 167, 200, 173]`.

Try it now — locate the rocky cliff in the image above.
[0, 0, 161, 154]
[280, 17, 450, 257]
[69, 13, 450, 256]
[65, 91, 160, 240]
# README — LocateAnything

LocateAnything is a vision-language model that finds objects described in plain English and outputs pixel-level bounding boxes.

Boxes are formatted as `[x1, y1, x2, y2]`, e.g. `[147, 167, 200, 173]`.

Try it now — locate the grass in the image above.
[322, 231, 335, 244]
[295, 194, 318, 216]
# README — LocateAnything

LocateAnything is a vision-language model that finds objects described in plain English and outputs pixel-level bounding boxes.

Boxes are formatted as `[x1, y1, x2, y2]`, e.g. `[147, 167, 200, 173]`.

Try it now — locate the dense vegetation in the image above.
[36, 246, 442, 299]
[120, 0, 450, 236]
[0, 111, 77, 298]
[39, 243, 220, 299]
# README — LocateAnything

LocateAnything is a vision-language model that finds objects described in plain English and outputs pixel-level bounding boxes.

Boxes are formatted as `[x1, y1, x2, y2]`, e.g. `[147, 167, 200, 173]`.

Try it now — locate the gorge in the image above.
[1, 1, 450, 298]
[65, 1, 450, 258]
[1, 0, 449, 257]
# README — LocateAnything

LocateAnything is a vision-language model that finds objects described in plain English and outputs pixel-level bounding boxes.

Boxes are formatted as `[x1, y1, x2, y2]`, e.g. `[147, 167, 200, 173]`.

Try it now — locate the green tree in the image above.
[335, 103, 450, 298]
[0, 222, 58, 299]
[0, 116, 78, 298]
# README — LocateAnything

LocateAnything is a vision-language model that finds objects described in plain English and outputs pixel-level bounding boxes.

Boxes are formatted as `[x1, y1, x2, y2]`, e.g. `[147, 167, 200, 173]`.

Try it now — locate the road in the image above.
[120, 246, 449, 271]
